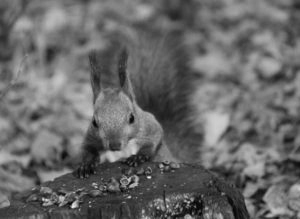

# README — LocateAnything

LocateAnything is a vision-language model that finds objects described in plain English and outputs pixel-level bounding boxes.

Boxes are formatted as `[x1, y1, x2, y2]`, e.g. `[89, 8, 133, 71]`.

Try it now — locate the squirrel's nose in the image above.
[109, 141, 121, 151]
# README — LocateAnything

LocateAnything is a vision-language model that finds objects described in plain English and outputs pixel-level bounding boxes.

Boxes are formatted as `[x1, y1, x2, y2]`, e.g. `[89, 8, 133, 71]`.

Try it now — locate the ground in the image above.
[0, 0, 300, 218]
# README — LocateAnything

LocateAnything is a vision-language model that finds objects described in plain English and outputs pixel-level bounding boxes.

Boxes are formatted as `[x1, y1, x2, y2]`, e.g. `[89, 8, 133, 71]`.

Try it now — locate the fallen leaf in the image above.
[256, 56, 282, 79]
[0, 150, 31, 168]
[288, 183, 300, 212]
[30, 130, 62, 165]
[204, 111, 230, 147]
[0, 168, 34, 193]
[0, 192, 10, 209]
[243, 162, 265, 179]
[263, 184, 293, 217]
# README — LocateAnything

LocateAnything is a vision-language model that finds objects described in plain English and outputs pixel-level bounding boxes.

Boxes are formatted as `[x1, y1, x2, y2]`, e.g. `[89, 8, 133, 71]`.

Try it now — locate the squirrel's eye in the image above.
[92, 118, 98, 128]
[129, 113, 135, 124]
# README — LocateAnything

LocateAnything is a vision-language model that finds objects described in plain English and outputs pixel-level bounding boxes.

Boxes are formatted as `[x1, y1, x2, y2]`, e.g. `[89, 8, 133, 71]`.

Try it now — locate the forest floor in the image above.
[1, 0, 300, 218]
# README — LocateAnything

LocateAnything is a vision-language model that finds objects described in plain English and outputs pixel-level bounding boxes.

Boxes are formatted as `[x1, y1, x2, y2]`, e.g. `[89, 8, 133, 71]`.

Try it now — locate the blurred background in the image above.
[1, 0, 300, 218]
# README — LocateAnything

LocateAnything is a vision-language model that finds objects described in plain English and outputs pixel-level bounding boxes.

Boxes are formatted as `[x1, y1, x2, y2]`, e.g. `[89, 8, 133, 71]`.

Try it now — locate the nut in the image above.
[170, 162, 180, 169]
[129, 175, 140, 183]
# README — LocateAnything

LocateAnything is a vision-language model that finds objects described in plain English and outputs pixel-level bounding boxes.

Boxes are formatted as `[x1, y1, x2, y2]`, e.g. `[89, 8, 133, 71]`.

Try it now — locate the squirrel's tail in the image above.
[92, 26, 203, 162]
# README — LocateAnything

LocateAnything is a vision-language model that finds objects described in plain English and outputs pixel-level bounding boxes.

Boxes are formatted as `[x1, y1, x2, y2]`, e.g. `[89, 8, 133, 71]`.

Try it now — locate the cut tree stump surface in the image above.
[0, 162, 249, 219]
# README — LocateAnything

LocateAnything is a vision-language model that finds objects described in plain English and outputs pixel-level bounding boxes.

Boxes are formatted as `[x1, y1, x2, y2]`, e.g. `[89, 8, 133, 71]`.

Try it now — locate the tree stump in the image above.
[0, 162, 249, 219]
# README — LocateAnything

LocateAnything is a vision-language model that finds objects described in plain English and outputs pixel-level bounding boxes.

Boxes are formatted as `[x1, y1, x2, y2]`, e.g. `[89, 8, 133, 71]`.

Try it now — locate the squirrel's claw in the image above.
[75, 162, 96, 178]
[124, 154, 150, 167]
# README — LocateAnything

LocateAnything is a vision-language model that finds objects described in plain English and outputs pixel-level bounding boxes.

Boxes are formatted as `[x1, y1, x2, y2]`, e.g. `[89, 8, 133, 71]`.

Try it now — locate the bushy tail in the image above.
[91, 26, 203, 162]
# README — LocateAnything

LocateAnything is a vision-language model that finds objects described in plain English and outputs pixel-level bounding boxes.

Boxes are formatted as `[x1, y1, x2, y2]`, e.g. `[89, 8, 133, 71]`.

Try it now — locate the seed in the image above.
[158, 163, 164, 169]
[170, 162, 180, 169]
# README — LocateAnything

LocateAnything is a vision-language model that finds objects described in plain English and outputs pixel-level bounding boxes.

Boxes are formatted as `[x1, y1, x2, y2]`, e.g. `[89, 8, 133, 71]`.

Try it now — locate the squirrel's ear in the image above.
[89, 50, 102, 103]
[118, 48, 135, 101]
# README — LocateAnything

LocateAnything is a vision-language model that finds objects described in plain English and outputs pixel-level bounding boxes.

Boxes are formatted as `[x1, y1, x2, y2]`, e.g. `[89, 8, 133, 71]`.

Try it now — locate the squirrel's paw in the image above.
[75, 162, 97, 178]
[124, 154, 150, 167]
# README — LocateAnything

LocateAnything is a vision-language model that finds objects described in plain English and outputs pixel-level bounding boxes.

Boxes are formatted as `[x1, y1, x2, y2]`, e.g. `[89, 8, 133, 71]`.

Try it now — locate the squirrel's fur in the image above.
[76, 26, 202, 178]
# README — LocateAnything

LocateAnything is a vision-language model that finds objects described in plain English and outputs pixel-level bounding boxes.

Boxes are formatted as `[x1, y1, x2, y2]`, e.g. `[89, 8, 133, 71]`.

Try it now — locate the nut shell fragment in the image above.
[136, 167, 145, 175]
[162, 160, 170, 165]
[70, 199, 80, 209]
[128, 182, 139, 189]
[26, 194, 39, 202]
[145, 166, 152, 175]
[129, 175, 139, 184]
[40, 187, 53, 194]
[120, 176, 130, 186]
[170, 162, 180, 169]
[88, 190, 102, 197]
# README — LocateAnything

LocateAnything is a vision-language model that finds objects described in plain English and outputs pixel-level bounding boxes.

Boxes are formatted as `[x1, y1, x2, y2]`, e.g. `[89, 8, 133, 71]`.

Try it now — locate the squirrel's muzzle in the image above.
[109, 141, 122, 151]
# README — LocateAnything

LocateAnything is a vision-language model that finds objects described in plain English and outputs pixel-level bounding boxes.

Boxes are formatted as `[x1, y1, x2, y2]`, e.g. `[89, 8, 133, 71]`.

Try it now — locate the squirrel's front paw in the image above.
[124, 154, 150, 167]
[75, 162, 97, 178]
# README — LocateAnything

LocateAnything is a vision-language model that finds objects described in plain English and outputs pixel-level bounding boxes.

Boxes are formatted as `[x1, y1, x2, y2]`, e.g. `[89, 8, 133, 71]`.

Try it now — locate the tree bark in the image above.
[0, 162, 249, 219]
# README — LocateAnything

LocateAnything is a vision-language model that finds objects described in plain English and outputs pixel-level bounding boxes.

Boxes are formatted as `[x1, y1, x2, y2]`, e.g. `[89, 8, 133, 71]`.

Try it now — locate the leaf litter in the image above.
[0, 0, 300, 217]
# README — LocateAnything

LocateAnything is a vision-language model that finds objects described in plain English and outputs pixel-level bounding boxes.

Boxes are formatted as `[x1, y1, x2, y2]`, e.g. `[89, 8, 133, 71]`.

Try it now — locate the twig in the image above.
[0, 54, 28, 100]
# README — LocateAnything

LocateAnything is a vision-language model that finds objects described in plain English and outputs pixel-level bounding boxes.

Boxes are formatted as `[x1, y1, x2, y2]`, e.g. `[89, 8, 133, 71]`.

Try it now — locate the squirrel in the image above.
[75, 26, 202, 178]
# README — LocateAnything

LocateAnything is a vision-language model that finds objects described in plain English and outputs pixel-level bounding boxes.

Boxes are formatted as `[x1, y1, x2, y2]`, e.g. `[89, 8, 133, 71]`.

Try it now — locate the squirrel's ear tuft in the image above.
[118, 48, 135, 101]
[118, 48, 128, 87]
[89, 50, 102, 103]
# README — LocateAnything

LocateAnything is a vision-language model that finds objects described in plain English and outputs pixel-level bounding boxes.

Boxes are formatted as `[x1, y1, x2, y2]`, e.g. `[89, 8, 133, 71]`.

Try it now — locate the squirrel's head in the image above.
[89, 48, 138, 151]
